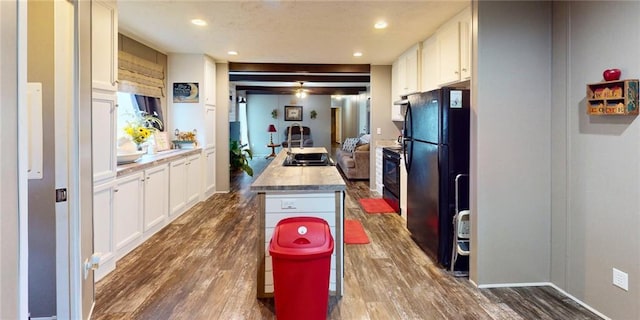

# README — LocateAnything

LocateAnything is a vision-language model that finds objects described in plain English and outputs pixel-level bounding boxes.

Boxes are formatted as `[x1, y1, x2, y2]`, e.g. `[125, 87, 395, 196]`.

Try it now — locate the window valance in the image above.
[118, 51, 165, 98]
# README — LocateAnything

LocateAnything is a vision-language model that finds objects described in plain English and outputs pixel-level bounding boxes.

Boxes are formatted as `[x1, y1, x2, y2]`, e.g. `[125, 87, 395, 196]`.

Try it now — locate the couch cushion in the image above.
[342, 137, 359, 152]
[355, 143, 370, 151]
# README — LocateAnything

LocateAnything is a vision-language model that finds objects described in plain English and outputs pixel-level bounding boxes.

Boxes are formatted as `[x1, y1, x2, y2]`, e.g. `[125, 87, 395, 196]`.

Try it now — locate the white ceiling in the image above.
[118, 0, 470, 65]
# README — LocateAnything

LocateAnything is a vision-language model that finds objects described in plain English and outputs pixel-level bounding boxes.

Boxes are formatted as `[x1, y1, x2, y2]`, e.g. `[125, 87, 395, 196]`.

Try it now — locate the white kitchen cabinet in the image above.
[437, 6, 471, 86]
[263, 193, 341, 295]
[204, 147, 216, 198]
[391, 43, 420, 121]
[204, 58, 216, 105]
[169, 158, 187, 218]
[92, 92, 117, 182]
[186, 153, 202, 206]
[143, 164, 169, 235]
[91, 0, 118, 91]
[204, 105, 216, 149]
[114, 172, 144, 258]
[169, 154, 202, 218]
[93, 180, 116, 281]
[421, 35, 439, 92]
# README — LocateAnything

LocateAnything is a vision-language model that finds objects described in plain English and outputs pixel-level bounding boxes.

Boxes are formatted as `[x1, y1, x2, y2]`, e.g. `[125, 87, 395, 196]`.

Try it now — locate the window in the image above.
[116, 92, 140, 139]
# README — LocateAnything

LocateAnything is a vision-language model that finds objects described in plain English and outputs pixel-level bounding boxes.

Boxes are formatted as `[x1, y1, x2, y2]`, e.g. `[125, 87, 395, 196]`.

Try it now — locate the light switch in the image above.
[376, 128, 381, 134]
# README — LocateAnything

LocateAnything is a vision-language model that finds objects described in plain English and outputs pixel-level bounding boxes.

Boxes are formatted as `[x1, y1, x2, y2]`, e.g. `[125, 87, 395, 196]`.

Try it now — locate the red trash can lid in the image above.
[269, 217, 334, 259]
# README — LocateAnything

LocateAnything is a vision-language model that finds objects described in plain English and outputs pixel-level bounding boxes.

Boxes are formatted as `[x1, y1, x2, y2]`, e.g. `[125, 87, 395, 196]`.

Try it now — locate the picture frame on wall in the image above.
[173, 82, 199, 103]
[284, 105, 303, 121]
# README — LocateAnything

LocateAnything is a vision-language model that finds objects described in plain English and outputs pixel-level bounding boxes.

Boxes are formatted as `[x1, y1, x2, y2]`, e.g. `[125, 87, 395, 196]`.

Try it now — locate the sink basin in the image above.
[283, 152, 334, 166]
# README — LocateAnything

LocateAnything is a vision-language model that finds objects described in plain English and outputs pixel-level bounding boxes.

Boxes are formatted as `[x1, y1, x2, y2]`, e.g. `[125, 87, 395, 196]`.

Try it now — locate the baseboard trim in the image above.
[477, 282, 609, 320]
[30, 316, 56, 320]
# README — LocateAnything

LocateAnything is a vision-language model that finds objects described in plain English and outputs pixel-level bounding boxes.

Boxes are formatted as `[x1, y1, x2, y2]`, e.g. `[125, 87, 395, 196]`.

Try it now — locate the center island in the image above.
[251, 147, 346, 298]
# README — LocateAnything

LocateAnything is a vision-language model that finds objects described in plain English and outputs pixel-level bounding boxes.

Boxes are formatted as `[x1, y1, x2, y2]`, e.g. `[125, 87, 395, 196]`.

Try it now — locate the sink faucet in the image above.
[287, 122, 304, 157]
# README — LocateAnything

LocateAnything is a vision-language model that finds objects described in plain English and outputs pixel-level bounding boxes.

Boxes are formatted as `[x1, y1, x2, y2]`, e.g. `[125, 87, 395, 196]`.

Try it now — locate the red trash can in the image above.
[269, 216, 334, 320]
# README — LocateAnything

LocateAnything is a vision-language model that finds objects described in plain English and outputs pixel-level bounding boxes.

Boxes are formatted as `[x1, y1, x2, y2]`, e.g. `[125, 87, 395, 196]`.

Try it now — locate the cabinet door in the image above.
[92, 92, 117, 182]
[93, 181, 115, 281]
[437, 17, 461, 85]
[459, 7, 472, 80]
[204, 105, 216, 149]
[404, 45, 419, 94]
[204, 58, 216, 104]
[144, 165, 168, 232]
[186, 154, 202, 205]
[114, 172, 144, 255]
[91, 0, 117, 91]
[204, 147, 216, 197]
[421, 36, 439, 92]
[169, 159, 187, 217]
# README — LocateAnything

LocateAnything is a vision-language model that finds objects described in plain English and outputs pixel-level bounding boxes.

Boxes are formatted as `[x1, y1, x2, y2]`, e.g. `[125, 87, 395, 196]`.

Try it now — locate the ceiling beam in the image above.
[236, 85, 367, 96]
[229, 62, 370, 74]
[229, 74, 370, 83]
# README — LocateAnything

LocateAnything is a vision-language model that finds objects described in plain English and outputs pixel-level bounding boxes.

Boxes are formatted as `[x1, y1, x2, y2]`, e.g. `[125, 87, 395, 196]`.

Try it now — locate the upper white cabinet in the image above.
[204, 59, 216, 105]
[421, 35, 439, 92]
[391, 43, 420, 121]
[91, 0, 118, 91]
[437, 6, 471, 86]
[204, 105, 216, 149]
[92, 92, 117, 182]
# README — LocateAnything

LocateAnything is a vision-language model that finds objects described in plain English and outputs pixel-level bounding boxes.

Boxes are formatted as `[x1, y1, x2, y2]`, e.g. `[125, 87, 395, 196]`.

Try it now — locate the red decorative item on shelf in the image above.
[603, 68, 621, 81]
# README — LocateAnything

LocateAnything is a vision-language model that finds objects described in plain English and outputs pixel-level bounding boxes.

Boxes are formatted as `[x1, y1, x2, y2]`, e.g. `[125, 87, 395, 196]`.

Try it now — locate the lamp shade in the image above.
[267, 124, 277, 133]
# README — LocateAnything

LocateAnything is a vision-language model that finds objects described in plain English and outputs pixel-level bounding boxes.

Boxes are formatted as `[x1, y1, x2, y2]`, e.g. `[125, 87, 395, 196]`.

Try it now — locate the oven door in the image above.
[382, 150, 401, 213]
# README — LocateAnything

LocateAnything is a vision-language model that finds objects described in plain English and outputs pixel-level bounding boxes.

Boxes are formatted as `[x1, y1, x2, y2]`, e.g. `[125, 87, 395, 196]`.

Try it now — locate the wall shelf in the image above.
[586, 79, 639, 115]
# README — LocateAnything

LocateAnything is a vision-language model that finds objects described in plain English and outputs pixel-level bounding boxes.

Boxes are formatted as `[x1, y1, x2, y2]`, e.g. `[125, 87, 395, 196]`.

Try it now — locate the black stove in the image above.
[382, 147, 402, 214]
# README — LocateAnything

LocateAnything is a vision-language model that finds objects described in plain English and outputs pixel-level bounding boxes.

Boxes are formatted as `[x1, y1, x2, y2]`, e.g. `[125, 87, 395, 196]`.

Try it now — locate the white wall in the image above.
[0, 0, 21, 318]
[472, 1, 552, 285]
[551, 2, 640, 319]
[369, 65, 398, 190]
[216, 63, 230, 192]
[246, 94, 332, 156]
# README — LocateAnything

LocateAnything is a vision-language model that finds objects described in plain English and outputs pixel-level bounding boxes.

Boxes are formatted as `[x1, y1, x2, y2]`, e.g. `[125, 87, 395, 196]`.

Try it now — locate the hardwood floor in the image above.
[93, 158, 601, 320]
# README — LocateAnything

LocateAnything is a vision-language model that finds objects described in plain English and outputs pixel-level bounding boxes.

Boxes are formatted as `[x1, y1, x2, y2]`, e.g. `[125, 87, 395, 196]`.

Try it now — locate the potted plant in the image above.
[310, 110, 318, 119]
[271, 109, 278, 119]
[230, 140, 254, 176]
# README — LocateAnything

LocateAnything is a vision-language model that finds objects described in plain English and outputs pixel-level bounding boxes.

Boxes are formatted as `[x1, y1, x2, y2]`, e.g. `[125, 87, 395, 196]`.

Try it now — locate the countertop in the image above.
[250, 147, 346, 192]
[116, 148, 202, 177]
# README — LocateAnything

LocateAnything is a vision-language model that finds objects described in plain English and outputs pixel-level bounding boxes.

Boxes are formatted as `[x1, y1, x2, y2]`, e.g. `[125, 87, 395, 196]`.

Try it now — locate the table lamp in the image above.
[267, 124, 277, 144]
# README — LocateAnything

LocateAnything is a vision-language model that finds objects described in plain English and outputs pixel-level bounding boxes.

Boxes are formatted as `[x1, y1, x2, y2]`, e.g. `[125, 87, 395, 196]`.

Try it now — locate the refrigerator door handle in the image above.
[403, 104, 413, 172]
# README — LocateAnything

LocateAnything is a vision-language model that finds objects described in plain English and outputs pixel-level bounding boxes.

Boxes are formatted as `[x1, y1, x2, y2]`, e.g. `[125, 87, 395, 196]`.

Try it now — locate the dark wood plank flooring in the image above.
[93, 158, 601, 320]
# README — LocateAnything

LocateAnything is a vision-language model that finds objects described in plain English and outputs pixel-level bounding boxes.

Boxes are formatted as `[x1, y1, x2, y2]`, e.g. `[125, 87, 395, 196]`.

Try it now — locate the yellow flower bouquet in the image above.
[123, 113, 163, 148]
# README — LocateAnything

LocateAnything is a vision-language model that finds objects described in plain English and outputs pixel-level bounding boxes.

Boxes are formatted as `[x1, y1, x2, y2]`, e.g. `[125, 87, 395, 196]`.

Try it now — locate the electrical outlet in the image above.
[281, 199, 296, 209]
[613, 268, 629, 291]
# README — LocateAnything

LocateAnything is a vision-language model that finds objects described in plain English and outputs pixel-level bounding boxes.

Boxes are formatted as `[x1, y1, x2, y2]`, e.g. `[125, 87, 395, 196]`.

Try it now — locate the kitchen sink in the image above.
[282, 152, 334, 166]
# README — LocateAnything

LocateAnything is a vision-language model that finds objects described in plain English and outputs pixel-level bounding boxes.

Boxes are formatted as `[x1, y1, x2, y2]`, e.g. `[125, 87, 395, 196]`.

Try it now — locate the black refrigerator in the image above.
[403, 88, 470, 269]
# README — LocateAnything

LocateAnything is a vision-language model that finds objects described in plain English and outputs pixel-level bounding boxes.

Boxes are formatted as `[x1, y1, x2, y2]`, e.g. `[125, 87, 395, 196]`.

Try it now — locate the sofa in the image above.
[281, 126, 313, 148]
[335, 138, 370, 180]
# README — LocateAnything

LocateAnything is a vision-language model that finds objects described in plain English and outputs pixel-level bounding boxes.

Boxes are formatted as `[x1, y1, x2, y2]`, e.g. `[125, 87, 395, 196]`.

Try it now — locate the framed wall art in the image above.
[173, 82, 199, 103]
[284, 105, 303, 121]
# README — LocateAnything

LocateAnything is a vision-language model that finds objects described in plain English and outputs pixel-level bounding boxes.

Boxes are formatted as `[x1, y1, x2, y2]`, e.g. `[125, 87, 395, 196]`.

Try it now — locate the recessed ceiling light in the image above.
[374, 21, 388, 29]
[191, 19, 207, 26]
[228, 51, 238, 56]
[353, 52, 363, 57]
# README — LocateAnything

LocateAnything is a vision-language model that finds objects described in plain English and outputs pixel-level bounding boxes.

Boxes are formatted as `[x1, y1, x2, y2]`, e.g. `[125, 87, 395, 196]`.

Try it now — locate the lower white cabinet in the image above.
[186, 154, 202, 206]
[143, 164, 169, 235]
[203, 147, 216, 197]
[114, 172, 144, 258]
[93, 180, 116, 281]
[170, 153, 202, 218]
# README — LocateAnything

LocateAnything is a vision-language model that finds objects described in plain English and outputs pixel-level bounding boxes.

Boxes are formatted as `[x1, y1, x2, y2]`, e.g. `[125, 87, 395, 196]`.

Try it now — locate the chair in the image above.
[451, 210, 470, 275]
[281, 126, 313, 148]
[450, 174, 469, 277]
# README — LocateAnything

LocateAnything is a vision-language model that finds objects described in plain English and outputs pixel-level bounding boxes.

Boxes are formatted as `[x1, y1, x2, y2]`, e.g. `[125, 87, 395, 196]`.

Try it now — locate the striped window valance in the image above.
[118, 51, 165, 98]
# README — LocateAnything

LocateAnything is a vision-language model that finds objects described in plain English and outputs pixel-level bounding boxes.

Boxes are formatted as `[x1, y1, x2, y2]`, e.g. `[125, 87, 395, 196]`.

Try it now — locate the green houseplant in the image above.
[230, 140, 254, 176]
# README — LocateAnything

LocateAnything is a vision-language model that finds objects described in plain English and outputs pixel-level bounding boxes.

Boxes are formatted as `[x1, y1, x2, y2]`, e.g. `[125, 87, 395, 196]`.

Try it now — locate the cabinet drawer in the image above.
[265, 193, 335, 213]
